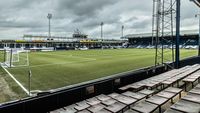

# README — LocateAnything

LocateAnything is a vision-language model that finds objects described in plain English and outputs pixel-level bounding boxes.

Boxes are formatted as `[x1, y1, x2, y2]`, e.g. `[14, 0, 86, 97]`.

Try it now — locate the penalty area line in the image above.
[1, 64, 30, 96]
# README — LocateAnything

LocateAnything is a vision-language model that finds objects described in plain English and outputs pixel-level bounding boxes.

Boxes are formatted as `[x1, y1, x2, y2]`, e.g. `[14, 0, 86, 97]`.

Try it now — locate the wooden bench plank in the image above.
[164, 87, 182, 98]
[146, 96, 169, 105]
[122, 91, 146, 100]
[63, 104, 77, 113]
[138, 89, 154, 96]
[113, 95, 137, 105]
[182, 93, 200, 104]
[164, 87, 182, 93]
[146, 96, 169, 113]
[108, 93, 120, 98]
[156, 91, 177, 99]
[124, 109, 140, 113]
[87, 104, 105, 113]
[101, 98, 117, 106]
[164, 108, 184, 113]
[96, 94, 111, 101]
[76, 110, 91, 113]
[86, 97, 101, 106]
[94, 109, 112, 113]
[131, 101, 158, 113]
[105, 102, 126, 113]
[170, 100, 200, 113]
[189, 88, 200, 95]
[75, 101, 90, 111]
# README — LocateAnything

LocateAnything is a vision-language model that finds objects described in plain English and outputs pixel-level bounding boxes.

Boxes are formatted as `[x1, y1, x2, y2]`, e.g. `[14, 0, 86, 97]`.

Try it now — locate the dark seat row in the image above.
[165, 84, 200, 113]
[50, 88, 154, 113]
[50, 64, 200, 113]
[119, 64, 200, 92]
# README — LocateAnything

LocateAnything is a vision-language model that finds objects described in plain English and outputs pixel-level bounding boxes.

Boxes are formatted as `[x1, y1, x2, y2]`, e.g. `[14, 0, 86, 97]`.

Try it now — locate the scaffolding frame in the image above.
[152, 0, 176, 68]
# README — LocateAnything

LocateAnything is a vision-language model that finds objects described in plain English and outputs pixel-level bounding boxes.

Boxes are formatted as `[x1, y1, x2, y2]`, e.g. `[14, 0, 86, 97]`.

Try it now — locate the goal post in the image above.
[0, 49, 6, 63]
[4, 48, 29, 68]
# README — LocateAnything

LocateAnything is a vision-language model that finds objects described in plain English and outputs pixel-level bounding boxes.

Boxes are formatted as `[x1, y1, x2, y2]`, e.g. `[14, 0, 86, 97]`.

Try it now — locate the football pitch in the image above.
[2, 49, 197, 91]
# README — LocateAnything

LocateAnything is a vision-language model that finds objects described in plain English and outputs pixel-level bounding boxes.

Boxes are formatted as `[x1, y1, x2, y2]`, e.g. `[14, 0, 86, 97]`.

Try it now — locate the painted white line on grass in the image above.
[10, 59, 97, 69]
[1, 64, 30, 95]
[38, 52, 96, 60]
[70, 55, 96, 60]
[35, 51, 143, 60]
[30, 59, 96, 67]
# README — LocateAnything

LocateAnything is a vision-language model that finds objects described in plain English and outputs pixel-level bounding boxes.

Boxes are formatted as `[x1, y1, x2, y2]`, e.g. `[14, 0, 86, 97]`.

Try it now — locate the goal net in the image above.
[4, 48, 29, 68]
[0, 49, 5, 63]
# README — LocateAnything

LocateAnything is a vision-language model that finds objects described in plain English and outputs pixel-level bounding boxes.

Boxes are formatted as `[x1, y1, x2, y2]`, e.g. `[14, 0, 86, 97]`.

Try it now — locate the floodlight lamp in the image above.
[47, 13, 52, 19]
[101, 22, 104, 26]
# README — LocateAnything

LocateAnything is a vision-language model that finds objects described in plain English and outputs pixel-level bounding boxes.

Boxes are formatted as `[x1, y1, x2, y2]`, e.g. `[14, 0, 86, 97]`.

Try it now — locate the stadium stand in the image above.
[119, 64, 200, 92]
[126, 30, 199, 49]
[182, 70, 200, 91]
[49, 64, 200, 113]
[167, 84, 200, 113]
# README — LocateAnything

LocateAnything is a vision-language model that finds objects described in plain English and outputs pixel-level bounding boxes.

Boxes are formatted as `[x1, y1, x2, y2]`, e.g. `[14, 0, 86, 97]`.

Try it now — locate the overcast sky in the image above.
[0, 0, 199, 39]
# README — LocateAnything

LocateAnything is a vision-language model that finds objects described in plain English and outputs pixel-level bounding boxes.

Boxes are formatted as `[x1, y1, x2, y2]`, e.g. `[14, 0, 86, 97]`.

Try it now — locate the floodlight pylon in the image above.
[152, 0, 176, 68]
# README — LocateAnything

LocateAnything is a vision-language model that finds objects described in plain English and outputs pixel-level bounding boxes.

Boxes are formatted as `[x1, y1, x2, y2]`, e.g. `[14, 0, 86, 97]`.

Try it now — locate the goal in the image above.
[4, 48, 29, 68]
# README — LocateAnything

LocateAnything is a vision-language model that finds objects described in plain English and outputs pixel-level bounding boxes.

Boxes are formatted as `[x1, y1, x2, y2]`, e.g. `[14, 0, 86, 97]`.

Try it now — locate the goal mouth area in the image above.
[3, 49, 29, 68]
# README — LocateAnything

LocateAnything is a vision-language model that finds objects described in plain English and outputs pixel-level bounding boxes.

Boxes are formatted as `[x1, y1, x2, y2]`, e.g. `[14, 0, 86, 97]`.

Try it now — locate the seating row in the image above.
[165, 84, 200, 113]
[50, 64, 200, 113]
[50, 88, 154, 113]
[119, 64, 200, 92]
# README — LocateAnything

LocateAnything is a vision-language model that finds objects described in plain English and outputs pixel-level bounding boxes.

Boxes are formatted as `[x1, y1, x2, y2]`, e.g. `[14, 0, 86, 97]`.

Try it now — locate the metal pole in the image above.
[171, 0, 175, 68]
[161, 0, 165, 65]
[4, 49, 6, 62]
[10, 49, 12, 68]
[152, 0, 155, 46]
[155, 0, 161, 66]
[101, 22, 103, 40]
[28, 69, 31, 96]
[101, 22, 103, 48]
[175, 0, 180, 68]
[198, 12, 200, 56]
[122, 25, 124, 38]
[49, 18, 51, 38]
[47, 13, 52, 39]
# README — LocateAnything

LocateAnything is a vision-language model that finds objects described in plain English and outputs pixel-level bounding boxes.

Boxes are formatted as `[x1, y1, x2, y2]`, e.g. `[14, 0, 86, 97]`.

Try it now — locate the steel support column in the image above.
[175, 0, 180, 68]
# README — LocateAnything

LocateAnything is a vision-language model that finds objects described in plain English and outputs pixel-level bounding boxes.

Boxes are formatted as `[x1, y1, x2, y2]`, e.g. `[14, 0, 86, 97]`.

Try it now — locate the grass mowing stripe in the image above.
[10, 58, 97, 69]
[6, 49, 197, 91]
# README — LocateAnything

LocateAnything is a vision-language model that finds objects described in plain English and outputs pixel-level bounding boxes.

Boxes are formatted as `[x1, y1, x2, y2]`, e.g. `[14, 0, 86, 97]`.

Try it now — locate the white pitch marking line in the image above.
[38, 52, 96, 60]
[9, 59, 97, 69]
[1, 64, 30, 95]
[30, 59, 96, 67]
[70, 55, 96, 60]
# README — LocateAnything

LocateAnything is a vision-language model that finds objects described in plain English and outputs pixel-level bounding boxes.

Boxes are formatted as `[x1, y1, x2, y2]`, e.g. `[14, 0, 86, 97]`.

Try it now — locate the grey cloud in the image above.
[0, 0, 198, 39]
[57, 0, 116, 17]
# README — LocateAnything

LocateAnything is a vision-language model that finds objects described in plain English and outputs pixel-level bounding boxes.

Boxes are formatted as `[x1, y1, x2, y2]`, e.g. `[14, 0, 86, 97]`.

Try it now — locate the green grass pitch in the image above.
[3, 49, 197, 91]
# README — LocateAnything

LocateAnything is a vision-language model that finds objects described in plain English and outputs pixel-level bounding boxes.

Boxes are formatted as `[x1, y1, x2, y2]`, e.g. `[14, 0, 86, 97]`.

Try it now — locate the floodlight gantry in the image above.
[152, 0, 176, 68]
